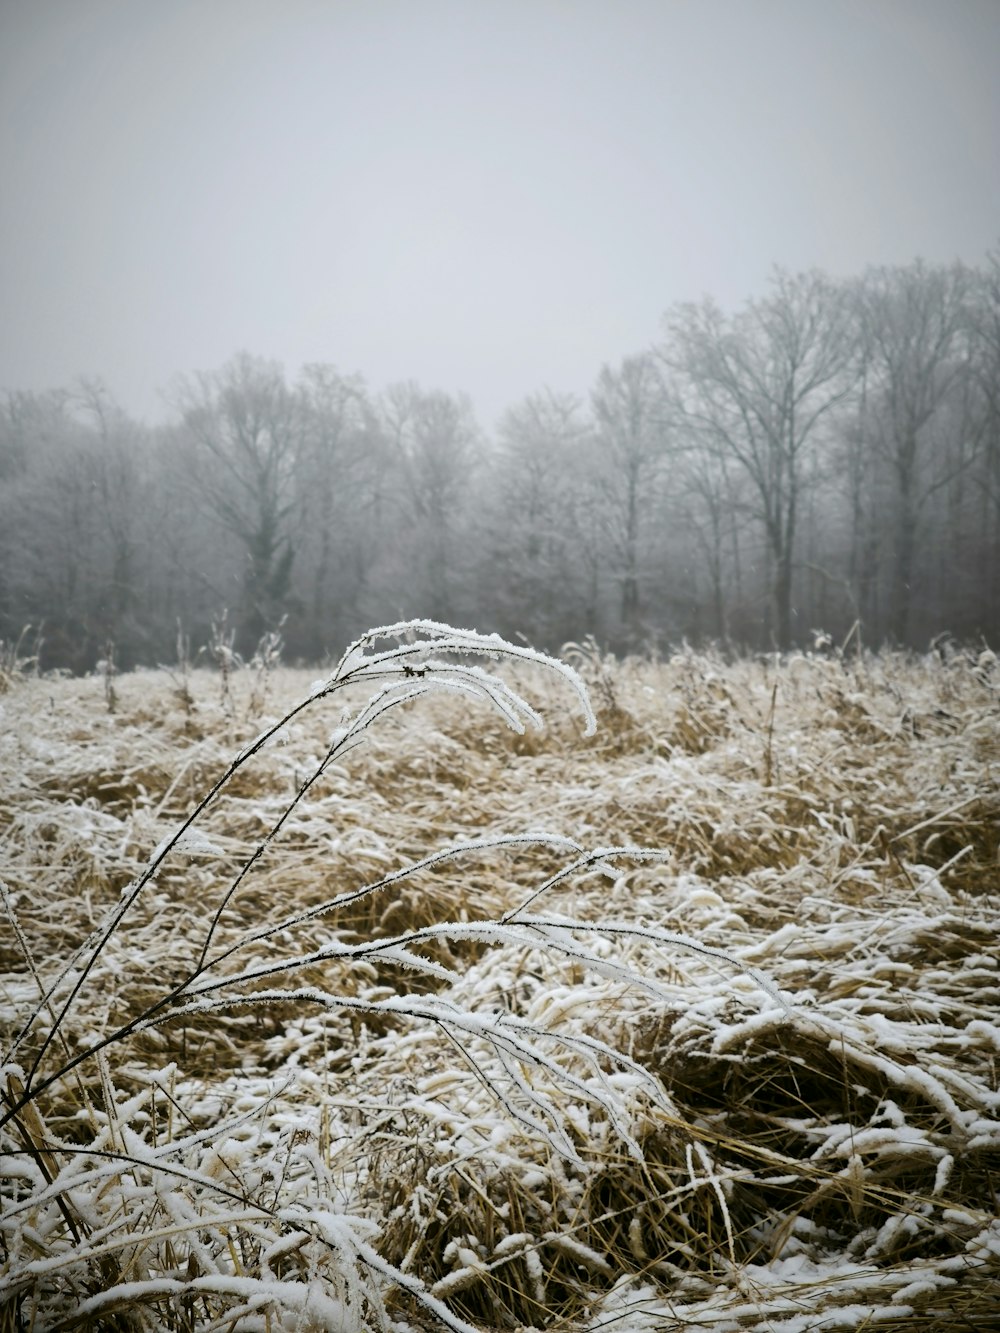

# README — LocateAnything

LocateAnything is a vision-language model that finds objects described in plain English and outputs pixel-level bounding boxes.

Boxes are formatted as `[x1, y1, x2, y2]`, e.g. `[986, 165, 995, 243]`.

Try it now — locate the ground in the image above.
[1, 631, 998, 1331]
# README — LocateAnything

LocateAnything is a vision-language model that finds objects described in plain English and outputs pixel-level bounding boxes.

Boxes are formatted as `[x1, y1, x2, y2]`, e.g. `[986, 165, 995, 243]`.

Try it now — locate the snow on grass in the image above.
[1, 631, 998, 1329]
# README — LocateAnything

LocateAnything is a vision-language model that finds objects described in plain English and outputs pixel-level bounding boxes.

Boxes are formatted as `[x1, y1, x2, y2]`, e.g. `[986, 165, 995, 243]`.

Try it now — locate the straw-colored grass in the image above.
[1, 627, 998, 1331]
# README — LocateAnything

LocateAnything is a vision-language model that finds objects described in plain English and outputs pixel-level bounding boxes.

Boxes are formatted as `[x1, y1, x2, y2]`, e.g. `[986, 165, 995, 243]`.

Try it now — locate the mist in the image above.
[2, 1, 999, 665]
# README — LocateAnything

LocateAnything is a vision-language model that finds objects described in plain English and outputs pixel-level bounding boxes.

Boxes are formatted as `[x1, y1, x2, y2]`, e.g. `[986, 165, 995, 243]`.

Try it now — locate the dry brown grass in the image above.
[1, 633, 998, 1331]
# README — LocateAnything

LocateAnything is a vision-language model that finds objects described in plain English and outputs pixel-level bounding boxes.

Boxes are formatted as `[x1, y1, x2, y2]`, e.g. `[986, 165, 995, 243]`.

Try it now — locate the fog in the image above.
[2, 0, 998, 426]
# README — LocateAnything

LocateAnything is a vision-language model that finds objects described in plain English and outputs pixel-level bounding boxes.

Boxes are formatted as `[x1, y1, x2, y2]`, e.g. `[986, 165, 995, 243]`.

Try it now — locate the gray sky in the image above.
[2, 0, 998, 429]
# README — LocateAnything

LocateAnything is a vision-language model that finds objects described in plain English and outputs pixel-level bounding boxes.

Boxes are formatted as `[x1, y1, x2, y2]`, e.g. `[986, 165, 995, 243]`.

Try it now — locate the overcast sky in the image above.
[1, 0, 998, 429]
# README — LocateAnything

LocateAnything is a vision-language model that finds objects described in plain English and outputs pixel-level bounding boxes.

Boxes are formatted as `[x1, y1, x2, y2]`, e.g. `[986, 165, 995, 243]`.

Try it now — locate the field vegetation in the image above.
[1, 625, 998, 1331]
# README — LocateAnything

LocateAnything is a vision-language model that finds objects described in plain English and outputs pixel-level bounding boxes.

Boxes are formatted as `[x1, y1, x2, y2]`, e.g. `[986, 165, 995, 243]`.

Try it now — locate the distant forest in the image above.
[2, 255, 999, 672]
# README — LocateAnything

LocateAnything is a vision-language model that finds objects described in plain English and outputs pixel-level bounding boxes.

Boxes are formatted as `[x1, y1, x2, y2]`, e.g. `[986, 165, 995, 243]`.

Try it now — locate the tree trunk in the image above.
[890, 438, 918, 644]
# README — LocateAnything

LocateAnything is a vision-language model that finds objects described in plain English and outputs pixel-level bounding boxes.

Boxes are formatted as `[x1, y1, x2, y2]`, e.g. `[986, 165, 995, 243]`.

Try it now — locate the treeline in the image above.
[2, 255, 999, 672]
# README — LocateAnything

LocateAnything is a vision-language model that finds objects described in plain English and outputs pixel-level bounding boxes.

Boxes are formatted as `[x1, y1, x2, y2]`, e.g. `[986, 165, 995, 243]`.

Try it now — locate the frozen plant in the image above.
[1, 620, 778, 1331]
[0, 623, 42, 693]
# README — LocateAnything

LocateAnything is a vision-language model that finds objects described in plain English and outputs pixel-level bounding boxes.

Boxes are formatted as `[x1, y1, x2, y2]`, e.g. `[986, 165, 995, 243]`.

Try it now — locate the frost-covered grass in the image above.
[1, 627, 998, 1332]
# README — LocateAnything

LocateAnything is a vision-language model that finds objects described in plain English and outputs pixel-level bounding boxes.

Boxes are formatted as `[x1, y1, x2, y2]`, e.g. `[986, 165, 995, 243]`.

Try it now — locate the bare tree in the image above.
[178, 353, 302, 654]
[296, 364, 384, 654]
[72, 378, 151, 653]
[482, 388, 589, 645]
[853, 261, 974, 643]
[0, 390, 70, 645]
[664, 270, 856, 649]
[967, 250, 1000, 633]
[379, 383, 479, 621]
[668, 424, 753, 642]
[0, 386, 155, 665]
[590, 353, 667, 641]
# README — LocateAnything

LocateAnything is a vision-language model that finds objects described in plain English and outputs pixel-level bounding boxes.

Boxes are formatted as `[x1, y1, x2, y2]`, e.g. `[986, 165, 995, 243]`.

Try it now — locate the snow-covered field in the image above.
[2, 627, 998, 1331]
